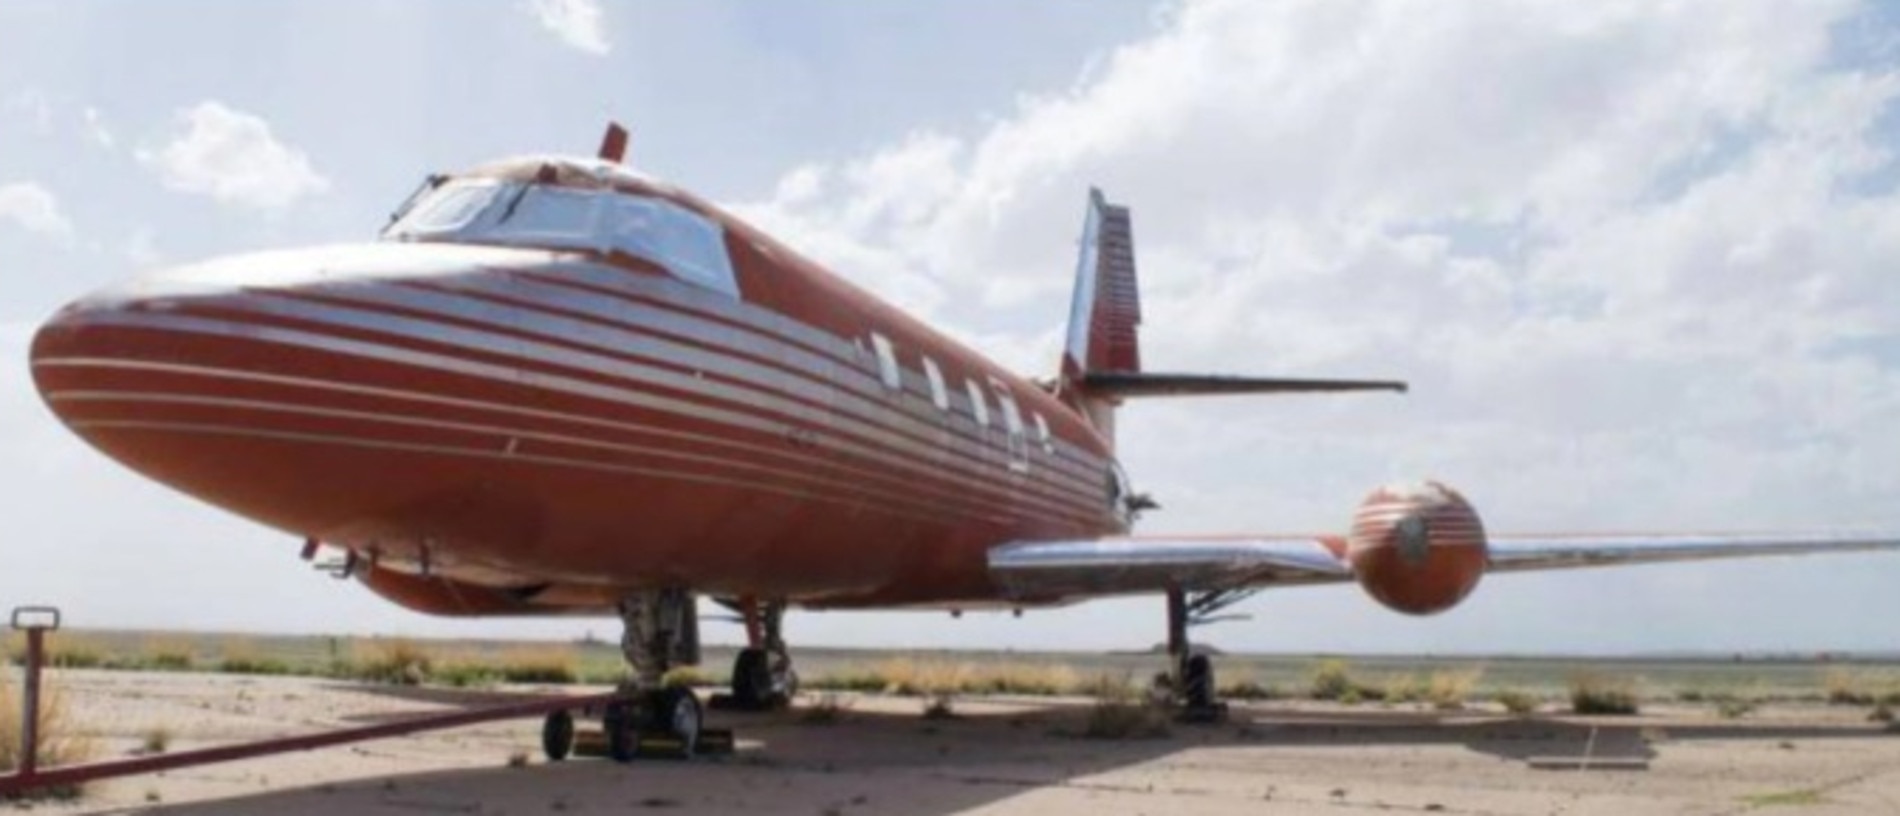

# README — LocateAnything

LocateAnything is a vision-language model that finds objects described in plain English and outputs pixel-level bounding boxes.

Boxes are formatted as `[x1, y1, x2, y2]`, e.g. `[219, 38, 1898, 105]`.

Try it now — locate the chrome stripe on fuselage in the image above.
[47, 309, 1107, 526]
[200, 286, 1108, 512]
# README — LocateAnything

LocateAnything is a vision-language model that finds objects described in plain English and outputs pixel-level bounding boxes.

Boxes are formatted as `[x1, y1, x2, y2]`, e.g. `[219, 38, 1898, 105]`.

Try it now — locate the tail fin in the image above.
[1063, 188, 1143, 380]
[1057, 189, 1407, 448]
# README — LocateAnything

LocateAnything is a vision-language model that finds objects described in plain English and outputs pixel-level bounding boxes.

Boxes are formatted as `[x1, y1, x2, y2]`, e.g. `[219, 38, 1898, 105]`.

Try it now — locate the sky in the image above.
[3, 0, 1899, 657]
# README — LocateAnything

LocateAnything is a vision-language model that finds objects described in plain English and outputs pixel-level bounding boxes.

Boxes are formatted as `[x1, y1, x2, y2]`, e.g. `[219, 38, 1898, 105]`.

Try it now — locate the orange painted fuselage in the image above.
[30, 158, 1125, 613]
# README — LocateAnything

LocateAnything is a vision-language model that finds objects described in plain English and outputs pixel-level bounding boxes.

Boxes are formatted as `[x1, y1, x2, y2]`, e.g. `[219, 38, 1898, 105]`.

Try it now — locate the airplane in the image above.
[27, 122, 1900, 759]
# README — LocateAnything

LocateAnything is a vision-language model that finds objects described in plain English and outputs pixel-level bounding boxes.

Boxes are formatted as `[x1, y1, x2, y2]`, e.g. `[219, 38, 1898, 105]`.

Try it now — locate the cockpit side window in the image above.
[391, 179, 502, 235]
[605, 196, 737, 296]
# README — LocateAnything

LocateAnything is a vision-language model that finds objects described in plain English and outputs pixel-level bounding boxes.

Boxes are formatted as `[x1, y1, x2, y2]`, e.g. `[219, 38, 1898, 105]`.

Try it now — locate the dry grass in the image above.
[1569, 672, 1641, 715]
[141, 636, 196, 672]
[478, 646, 578, 685]
[1822, 668, 1900, 706]
[1308, 658, 1387, 703]
[811, 657, 1080, 697]
[1425, 668, 1483, 710]
[215, 637, 291, 676]
[0, 674, 98, 799]
[138, 725, 173, 755]
[40, 633, 106, 670]
[350, 638, 433, 685]
[1493, 689, 1541, 715]
[1077, 683, 1172, 740]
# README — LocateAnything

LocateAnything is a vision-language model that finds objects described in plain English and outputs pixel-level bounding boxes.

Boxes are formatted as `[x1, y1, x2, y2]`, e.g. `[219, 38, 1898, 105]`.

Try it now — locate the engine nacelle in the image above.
[1347, 481, 1488, 615]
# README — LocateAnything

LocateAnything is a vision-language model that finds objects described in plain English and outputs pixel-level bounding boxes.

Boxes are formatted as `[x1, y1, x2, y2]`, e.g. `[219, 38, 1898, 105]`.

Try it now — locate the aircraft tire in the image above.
[541, 709, 575, 761]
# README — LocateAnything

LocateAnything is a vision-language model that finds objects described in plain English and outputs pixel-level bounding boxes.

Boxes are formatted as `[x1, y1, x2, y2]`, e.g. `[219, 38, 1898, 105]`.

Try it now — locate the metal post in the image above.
[1165, 587, 1188, 662]
[10, 607, 59, 780]
[20, 628, 40, 777]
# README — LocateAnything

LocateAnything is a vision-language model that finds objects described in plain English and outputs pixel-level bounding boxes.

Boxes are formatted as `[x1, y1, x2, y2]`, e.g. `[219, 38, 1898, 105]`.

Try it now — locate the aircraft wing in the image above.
[988, 531, 1900, 601]
[988, 536, 1352, 600]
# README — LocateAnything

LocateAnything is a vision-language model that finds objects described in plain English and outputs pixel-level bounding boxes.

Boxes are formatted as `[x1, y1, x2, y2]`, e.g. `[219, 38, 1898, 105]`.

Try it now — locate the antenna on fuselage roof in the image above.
[598, 121, 630, 164]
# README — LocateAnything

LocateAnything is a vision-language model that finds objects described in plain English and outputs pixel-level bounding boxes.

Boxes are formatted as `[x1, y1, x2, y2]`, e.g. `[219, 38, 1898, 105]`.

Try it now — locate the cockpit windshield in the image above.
[382, 178, 739, 297]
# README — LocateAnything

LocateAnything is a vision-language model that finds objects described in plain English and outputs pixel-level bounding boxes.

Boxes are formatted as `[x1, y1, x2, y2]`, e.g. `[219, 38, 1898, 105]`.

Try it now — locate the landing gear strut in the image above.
[1165, 586, 1249, 723]
[716, 597, 798, 711]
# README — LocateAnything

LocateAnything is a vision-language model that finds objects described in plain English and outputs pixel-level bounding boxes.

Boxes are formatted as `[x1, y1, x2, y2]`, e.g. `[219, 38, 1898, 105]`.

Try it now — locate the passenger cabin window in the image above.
[1032, 413, 1054, 454]
[382, 176, 740, 297]
[870, 333, 901, 392]
[992, 381, 1030, 473]
[964, 379, 990, 427]
[922, 357, 949, 412]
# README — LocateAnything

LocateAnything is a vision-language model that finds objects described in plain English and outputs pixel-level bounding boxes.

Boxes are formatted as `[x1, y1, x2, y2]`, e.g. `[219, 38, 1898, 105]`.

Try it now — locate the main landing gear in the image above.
[713, 597, 798, 711]
[1163, 586, 1256, 723]
[540, 589, 733, 762]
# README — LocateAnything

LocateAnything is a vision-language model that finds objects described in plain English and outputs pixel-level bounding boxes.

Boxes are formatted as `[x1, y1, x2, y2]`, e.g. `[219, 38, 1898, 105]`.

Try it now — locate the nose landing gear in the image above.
[541, 589, 733, 762]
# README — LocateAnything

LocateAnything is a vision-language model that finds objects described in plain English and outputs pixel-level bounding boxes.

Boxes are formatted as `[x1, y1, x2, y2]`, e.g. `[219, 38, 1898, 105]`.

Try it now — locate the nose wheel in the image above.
[603, 687, 704, 761]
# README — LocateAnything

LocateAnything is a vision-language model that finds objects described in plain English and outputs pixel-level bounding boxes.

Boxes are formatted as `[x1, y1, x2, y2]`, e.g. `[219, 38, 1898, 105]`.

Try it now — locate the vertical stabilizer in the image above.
[1059, 189, 1142, 447]
[1063, 189, 1143, 381]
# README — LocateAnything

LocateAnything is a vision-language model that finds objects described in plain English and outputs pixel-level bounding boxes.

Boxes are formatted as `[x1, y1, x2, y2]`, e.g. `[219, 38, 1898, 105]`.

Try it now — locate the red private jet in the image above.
[28, 124, 1900, 757]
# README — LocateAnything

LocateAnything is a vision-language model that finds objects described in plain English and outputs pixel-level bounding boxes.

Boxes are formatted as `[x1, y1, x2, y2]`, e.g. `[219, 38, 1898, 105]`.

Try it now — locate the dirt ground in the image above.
[13, 670, 1900, 815]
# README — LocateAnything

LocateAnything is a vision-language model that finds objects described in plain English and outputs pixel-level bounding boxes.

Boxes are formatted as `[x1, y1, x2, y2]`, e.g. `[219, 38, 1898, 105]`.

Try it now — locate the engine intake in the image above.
[1347, 481, 1488, 615]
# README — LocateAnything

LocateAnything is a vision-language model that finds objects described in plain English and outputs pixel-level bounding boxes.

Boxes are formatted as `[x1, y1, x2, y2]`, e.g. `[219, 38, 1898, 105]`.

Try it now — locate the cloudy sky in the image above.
[3, 0, 1898, 656]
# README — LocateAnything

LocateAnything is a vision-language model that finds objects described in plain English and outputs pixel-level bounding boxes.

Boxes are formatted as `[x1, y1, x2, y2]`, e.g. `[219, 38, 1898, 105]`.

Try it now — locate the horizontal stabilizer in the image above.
[1486, 532, 1900, 573]
[1081, 371, 1407, 399]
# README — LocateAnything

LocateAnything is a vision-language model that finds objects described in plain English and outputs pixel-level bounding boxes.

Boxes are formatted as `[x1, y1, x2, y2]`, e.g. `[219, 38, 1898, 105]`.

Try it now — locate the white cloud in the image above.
[524, 0, 610, 56]
[82, 106, 114, 150]
[137, 101, 329, 211]
[0, 181, 73, 240]
[733, 0, 1900, 541]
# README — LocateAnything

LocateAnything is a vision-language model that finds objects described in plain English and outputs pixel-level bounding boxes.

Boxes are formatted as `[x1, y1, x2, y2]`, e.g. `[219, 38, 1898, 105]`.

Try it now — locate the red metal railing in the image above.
[2, 606, 613, 799]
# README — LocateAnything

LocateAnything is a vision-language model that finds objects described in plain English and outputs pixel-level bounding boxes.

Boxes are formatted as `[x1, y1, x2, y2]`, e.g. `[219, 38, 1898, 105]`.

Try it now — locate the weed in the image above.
[0, 675, 97, 799]
[1310, 658, 1355, 700]
[351, 638, 433, 685]
[139, 726, 173, 755]
[1382, 673, 1422, 704]
[660, 665, 711, 689]
[431, 661, 499, 689]
[494, 647, 578, 685]
[922, 694, 957, 720]
[1569, 672, 1640, 715]
[1821, 668, 1900, 706]
[1426, 669, 1482, 711]
[800, 694, 850, 725]
[142, 637, 195, 672]
[216, 638, 291, 676]
[506, 749, 531, 769]
[807, 658, 1078, 697]
[1740, 788, 1825, 807]
[1218, 675, 1280, 701]
[1493, 689, 1540, 716]
[1079, 684, 1171, 740]
[1714, 694, 1758, 719]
